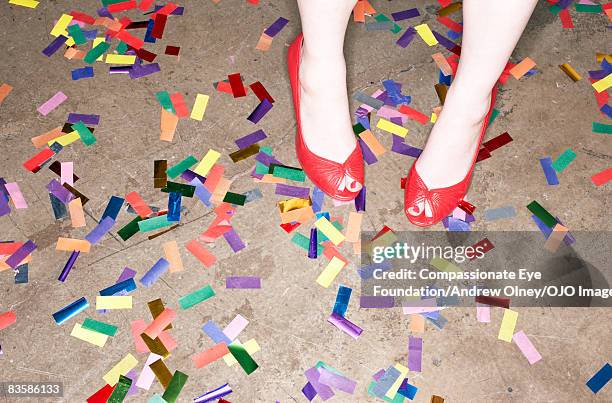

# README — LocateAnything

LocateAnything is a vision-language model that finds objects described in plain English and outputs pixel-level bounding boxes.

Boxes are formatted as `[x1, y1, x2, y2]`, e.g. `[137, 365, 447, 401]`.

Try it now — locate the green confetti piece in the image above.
[166, 156, 198, 179]
[117, 215, 143, 240]
[574, 3, 602, 13]
[82, 318, 118, 336]
[67, 24, 87, 46]
[228, 341, 259, 375]
[161, 370, 189, 403]
[72, 121, 97, 146]
[260, 146, 273, 155]
[592, 122, 612, 134]
[107, 375, 131, 403]
[179, 285, 215, 310]
[84, 41, 110, 64]
[551, 148, 576, 173]
[375, 13, 402, 34]
[223, 192, 246, 206]
[548, 4, 562, 14]
[291, 232, 324, 255]
[255, 161, 269, 175]
[270, 164, 306, 182]
[155, 91, 176, 113]
[101, 0, 127, 5]
[116, 41, 128, 55]
[161, 181, 195, 197]
[526, 200, 557, 229]
[353, 122, 366, 135]
[488, 108, 500, 126]
[138, 215, 173, 232]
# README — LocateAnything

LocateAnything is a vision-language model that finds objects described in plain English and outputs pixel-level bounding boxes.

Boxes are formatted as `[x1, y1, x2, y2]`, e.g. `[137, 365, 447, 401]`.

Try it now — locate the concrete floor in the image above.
[0, 0, 611, 402]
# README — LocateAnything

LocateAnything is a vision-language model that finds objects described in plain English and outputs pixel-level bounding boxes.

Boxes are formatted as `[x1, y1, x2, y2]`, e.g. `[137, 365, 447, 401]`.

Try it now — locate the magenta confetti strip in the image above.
[318, 367, 357, 394]
[327, 313, 363, 339]
[274, 183, 310, 199]
[225, 276, 261, 289]
[67, 113, 100, 125]
[46, 179, 75, 204]
[6, 240, 37, 269]
[263, 17, 289, 37]
[223, 228, 246, 252]
[407, 336, 422, 372]
[235, 129, 267, 149]
[37, 91, 68, 116]
[247, 99, 273, 123]
[85, 216, 115, 244]
[304, 367, 335, 400]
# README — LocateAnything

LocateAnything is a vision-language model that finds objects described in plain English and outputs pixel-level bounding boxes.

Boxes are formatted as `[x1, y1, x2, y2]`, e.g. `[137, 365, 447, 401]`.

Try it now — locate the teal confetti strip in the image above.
[155, 91, 176, 113]
[488, 108, 500, 126]
[138, 215, 173, 232]
[166, 156, 198, 179]
[179, 285, 215, 309]
[374, 14, 402, 34]
[82, 318, 118, 336]
[72, 121, 96, 146]
[551, 148, 577, 173]
[575, 3, 603, 13]
[592, 122, 612, 134]
[84, 41, 110, 64]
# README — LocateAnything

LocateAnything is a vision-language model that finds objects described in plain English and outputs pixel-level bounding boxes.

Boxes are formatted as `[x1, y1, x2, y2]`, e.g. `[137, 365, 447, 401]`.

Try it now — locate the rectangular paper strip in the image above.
[71, 322, 108, 347]
[223, 314, 249, 341]
[512, 331, 542, 364]
[96, 296, 132, 310]
[314, 217, 345, 246]
[37, 91, 67, 116]
[103, 354, 138, 386]
[498, 309, 518, 342]
[316, 257, 346, 288]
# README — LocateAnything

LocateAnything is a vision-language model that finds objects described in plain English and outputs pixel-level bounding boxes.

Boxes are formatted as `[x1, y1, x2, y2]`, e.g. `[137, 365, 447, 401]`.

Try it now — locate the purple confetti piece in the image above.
[226, 276, 261, 289]
[126, 369, 139, 396]
[6, 240, 37, 269]
[129, 63, 160, 79]
[396, 26, 416, 48]
[354, 186, 366, 212]
[318, 367, 357, 394]
[247, 98, 273, 123]
[264, 17, 289, 37]
[359, 295, 394, 308]
[447, 217, 470, 231]
[58, 250, 80, 282]
[181, 169, 206, 183]
[275, 184, 310, 199]
[358, 139, 378, 165]
[391, 8, 420, 21]
[47, 179, 75, 204]
[327, 313, 363, 339]
[539, 157, 560, 185]
[304, 367, 335, 400]
[408, 336, 423, 372]
[139, 258, 169, 288]
[431, 30, 457, 52]
[308, 228, 318, 259]
[391, 135, 422, 157]
[191, 178, 212, 207]
[235, 129, 268, 149]
[117, 267, 137, 283]
[0, 196, 10, 217]
[97, 7, 113, 18]
[85, 216, 115, 244]
[109, 66, 132, 75]
[255, 152, 281, 166]
[223, 228, 246, 252]
[372, 369, 386, 381]
[302, 382, 317, 401]
[42, 35, 68, 57]
[67, 113, 100, 125]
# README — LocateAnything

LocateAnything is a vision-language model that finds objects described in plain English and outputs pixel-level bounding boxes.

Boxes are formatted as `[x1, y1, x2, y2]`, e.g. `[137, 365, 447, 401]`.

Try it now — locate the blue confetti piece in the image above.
[167, 191, 181, 221]
[439, 69, 452, 85]
[397, 379, 418, 400]
[139, 258, 169, 288]
[600, 104, 612, 119]
[71, 66, 94, 81]
[539, 157, 559, 185]
[586, 363, 611, 394]
[427, 313, 448, 329]
[311, 186, 324, 213]
[483, 206, 517, 221]
[14, 263, 28, 284]
[101, 195, 124, 221]
[202, 320, 232, 344]
[332, 285, 352, 317]
[144, 19, 156, 43]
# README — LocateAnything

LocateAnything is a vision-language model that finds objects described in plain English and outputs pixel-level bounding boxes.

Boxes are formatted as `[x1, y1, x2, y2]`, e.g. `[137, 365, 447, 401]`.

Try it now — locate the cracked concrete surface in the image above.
[0, 0, 611, 402]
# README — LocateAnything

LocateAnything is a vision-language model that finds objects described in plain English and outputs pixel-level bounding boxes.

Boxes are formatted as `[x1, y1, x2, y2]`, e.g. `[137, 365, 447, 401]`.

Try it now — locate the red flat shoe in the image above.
[404, 86, 499, 227]
[288, 33, 364, 201]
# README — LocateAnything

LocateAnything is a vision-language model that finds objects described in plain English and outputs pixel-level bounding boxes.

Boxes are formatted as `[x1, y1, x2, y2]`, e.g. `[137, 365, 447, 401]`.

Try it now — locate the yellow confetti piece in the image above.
[223, 338, 260, 366]
[96, 296, 132, 310]
[190, 94, 210, 121]
[430, 112, 437, 123]
[103, 353, 138, 386]
[49, 131, 80, 146]
[70, 323, 108, 347]
[498, 309, 518, 342]
[316, 257, 346, 288]
[558, 63, 582, 82]
[193, 149, 220, 176]
[105, 54, 136, 64]
[592, 73, 612, 93]
[314, 217, 345, 246]
[430, 257, 462, 272]
[9, 0, 39, 8]
[386, 364, 409, 398]
[92, 38, 106, 61]
[415, 24, 438, 46]
[376, 118, 408, 138]
[50, 14, 73, 37]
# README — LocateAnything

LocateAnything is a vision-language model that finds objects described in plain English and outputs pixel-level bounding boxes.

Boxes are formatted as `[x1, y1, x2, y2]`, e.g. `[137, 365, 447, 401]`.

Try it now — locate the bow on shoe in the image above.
[337, 172, 363, 193]
[407, 196, 434, 218]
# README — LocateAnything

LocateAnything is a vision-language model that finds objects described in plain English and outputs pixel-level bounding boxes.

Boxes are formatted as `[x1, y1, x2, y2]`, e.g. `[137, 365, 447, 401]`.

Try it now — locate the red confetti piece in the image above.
[228, 73, 247, 98]
[249, 81, 274, 103]
[591, 168, 612, 186]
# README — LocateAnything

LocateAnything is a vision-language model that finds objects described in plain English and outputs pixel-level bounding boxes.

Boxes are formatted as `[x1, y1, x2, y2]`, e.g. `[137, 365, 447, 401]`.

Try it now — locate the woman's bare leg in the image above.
[415, 0, 538, 188]
[297, 0, 358, 163]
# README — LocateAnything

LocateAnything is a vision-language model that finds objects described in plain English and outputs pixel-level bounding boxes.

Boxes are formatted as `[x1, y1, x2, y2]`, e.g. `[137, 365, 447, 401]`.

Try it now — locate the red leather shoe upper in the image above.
[288, 34, 365, 201]
[404, 87, 499, 227]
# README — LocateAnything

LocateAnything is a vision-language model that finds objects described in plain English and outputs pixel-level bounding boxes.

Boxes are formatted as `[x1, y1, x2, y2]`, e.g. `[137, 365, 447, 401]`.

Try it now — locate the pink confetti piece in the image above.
[512, 331, 542, 365]
[60, 162, 74, 186]
[476, 303, 491, 323]
[4, 182, 27, 209]
[222, 314, 249, 341]
[37, 91, 67, 116]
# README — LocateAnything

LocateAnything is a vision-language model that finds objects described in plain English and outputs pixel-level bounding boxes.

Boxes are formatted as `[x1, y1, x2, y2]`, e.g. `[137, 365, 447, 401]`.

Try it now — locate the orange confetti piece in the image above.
[509, 57, 536, 80]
